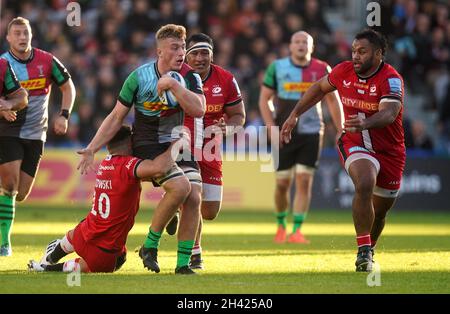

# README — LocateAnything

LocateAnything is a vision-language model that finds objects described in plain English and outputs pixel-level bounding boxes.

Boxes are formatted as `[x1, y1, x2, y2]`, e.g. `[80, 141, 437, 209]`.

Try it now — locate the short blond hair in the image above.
[7, 17, 31, 34]
[156, 24, 186, 44]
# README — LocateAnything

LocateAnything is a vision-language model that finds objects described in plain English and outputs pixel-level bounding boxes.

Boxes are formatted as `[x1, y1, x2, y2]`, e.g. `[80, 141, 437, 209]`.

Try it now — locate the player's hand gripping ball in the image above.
[159, 71, 186, 108]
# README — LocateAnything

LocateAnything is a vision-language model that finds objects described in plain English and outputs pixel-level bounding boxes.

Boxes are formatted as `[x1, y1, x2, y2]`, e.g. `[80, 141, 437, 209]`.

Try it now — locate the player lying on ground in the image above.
[27, 125, 182, 273]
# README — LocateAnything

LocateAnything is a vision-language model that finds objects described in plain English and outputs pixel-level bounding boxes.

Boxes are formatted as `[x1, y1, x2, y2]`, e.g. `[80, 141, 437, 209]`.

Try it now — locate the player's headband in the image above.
[186, 42, 213, 56]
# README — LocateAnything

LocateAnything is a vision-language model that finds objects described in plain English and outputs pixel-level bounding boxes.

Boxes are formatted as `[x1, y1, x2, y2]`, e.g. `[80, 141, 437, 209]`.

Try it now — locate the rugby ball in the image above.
[160, 71, 186, 108]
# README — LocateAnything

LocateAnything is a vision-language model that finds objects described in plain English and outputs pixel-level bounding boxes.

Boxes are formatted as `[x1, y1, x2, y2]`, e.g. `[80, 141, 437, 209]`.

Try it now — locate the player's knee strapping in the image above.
[183, 167, 202, 186]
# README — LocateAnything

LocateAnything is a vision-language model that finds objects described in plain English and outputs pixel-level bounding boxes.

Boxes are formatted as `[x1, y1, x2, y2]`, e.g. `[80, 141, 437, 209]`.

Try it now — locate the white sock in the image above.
[61, 234, 74, 253]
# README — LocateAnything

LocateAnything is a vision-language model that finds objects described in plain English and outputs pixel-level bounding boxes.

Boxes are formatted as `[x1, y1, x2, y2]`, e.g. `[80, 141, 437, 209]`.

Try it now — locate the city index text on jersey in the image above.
[341, 96, 379, 111]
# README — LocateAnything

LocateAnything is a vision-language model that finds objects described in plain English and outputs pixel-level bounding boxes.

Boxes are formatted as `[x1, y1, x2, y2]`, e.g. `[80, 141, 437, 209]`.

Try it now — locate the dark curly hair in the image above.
[355, 28, 387, 56]
[107, 125, 132, 151]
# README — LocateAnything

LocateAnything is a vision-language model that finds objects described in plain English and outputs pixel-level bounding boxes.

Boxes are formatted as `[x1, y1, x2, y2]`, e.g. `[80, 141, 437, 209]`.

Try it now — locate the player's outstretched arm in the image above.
[157, 76, 206, 118]
[0, 87, 28, 112]
[77, 101, 130, 174]
[344, 100, 401, 133]
[54, 78, 76, 135]
[281, 76, 335, 144]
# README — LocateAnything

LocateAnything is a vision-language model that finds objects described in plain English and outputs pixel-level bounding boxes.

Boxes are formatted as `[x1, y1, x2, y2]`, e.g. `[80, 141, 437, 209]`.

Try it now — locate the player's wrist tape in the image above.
[60, 109, 70, 119]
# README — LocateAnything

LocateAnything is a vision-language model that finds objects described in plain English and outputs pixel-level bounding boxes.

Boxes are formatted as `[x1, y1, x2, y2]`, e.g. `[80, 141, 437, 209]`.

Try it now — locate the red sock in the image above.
[356, 234, 371, 247]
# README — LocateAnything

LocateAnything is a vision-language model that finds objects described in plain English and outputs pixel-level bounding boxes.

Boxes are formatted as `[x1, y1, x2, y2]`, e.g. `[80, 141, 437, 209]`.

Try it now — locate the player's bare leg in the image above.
[177, 183, 201, 274]
[16, 170, 37, 202]
[201, 201, 221, 220]
[371, 195, 397, 248]
[274, 176, 292, 243]
[151, 176, 190, 232]
[289, 170, 314, 243]
[190, 200, 221, 269]
[348, 159, 378, 271]
[0, 160, 21, 256]
[140, 176, 190, 273]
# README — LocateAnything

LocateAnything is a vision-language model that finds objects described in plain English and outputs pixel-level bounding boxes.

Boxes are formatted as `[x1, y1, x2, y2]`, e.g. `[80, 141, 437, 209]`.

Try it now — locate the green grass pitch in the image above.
[1, 206, 449, 294]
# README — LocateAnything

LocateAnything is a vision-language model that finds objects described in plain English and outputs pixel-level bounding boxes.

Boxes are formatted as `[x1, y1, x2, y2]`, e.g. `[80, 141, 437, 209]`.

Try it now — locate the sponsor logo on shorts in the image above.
[349, 146, 370, 153]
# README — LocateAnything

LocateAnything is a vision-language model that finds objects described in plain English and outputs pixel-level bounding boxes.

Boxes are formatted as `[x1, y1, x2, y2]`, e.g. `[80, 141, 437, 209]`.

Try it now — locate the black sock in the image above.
[44, 263, 64, 272]
[48, 244, 68, 264]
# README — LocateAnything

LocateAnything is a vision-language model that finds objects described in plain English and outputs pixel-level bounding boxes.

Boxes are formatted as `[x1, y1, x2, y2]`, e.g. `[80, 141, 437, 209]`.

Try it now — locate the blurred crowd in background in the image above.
[1, 0, 449, 155]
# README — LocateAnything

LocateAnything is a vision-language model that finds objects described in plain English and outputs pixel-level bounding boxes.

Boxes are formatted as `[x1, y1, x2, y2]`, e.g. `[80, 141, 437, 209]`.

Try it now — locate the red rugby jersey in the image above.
[81, 155, 142, 251]
[328, 61, 405, 157]
[184, 64, 242, 155]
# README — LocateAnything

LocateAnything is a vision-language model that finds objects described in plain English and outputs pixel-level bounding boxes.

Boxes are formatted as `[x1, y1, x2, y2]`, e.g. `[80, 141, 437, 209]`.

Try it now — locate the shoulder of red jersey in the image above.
[381, 62, 403, 80]
[211, 63, 235, 80]
[328, 61, 353, 87]
[331, 61, 354, 74]
[378, 62, 404, 101]
[210, 64, 242, 106]
[101, 155, 142, 180]
[120, 156, 142, 174]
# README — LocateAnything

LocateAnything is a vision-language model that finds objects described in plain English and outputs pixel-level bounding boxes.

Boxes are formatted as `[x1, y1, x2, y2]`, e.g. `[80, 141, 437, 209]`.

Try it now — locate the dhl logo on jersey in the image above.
[341, 97, 379, 111]
[20, 78, 46, 90]
[206, 103, 223, 113]
[143, 101, 171, 111]
[283, 82, 314, 92]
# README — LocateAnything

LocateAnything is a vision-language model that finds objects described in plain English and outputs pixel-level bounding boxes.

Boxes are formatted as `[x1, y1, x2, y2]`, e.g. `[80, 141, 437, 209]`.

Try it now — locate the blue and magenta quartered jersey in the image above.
[0, 58, 21, 97]
[263, 57, 330, 135]
[118, 61, 203, 147]
[0, 48, 71, 141]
